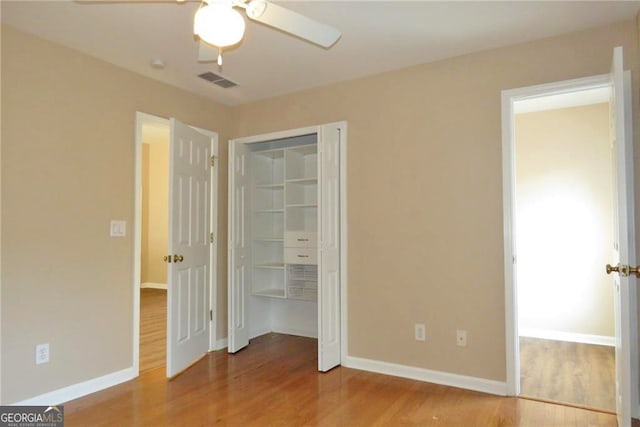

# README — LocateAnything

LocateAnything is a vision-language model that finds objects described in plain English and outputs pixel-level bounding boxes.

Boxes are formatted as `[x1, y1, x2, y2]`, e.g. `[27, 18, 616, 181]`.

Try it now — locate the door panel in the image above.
[318, 123, 342, 371]
[167, 118, 212, 377]
[610, 46, 635, 427]
[228, 141, 250, 353]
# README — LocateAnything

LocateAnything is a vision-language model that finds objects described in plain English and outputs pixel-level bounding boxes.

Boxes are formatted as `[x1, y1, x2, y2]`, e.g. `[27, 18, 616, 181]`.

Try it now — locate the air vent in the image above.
[198, 72, 237, 89]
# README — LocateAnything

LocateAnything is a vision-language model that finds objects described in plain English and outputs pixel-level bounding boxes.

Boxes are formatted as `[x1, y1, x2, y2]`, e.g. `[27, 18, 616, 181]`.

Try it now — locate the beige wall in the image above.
[231, 21, 639, 382]
[141, 142, 169, 285]
[515, 104, 614, 338]
[0, 26, 230, 403]
[2, 17, 640, 405]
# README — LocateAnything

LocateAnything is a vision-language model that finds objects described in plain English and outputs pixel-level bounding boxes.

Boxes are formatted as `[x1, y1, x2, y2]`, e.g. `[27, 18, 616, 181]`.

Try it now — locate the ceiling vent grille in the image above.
[198, 72, 237, 88]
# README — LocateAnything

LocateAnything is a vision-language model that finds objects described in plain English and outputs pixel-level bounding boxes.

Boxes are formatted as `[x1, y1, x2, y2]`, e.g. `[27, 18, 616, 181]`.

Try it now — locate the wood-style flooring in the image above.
[520, 337, 615, 411]
[139, 288, 166, 373]
[64, 333, 617, 426]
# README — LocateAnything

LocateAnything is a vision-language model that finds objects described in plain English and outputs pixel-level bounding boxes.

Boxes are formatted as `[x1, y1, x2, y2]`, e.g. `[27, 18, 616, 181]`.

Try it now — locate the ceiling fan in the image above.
[81, 0, 342, 66]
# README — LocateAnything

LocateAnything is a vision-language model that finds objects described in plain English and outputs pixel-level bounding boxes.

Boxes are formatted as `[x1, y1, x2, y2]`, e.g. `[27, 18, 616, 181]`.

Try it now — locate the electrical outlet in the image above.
[35, 343, 50, 365]
[414, 323, 426, 341]
[456, 330, 467, 347]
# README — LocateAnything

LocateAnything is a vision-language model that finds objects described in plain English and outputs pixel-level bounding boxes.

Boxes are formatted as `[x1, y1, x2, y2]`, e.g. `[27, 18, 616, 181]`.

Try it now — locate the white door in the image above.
[228, 140, 250, 353]
[608, 46, 635, 427]
[166, 118, 212, 377]
[318, 123, 342, 371]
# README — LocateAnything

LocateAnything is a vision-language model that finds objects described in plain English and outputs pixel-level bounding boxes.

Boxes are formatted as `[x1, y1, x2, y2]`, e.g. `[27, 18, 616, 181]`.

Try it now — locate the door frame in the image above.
[227, 122, 349, 363]
[133, 112, 220, 376]
[501, 73, 638, 414]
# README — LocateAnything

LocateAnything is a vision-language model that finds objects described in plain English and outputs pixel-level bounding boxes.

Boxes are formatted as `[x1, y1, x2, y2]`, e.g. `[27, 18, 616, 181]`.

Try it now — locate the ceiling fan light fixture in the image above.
[194, 2, 246, 48]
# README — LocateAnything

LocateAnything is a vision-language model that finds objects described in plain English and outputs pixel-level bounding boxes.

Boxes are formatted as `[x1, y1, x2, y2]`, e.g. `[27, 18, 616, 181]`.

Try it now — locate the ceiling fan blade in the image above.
[245, 0, 341, 48]
[76, 0, 197, 3]
[198, 41, 218, 62]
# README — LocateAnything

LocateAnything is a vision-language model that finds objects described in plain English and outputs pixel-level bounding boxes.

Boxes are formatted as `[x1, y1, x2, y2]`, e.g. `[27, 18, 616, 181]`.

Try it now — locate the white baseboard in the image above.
[213, 338, 228, 351]
[140, 282, 167, 290]
[343, 356, 506, 396]
[249, 328, 271, 340]
[272, 327, 318, 339]
[519, 328, 615, 347]
[11, 367, 136, 406]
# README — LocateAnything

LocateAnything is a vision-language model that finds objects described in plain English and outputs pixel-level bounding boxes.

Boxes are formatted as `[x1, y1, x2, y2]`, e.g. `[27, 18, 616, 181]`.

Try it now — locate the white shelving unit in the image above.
[249, 141, 318, 300]
[251, 148, 285, 298]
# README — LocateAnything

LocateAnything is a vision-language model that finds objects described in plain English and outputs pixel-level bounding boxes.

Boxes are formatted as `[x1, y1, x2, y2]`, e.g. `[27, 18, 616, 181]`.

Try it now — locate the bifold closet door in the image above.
[228, 141, 250, 353]
[318, 123, 342, 372]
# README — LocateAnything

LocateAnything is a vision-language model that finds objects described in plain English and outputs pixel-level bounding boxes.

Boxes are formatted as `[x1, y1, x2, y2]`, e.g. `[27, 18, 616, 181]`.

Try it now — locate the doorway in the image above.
[502, 52, 639, 426]
[133, 112, 220, 377]
[139, 120, 170, 372]
[513, 89, 615, 411]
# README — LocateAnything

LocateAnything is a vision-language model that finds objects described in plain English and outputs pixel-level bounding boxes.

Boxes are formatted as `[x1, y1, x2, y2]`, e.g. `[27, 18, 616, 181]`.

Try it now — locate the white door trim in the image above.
[501, 74, 611, 395]
[227, 121, 348, 365]
[133, 112, 219, 374]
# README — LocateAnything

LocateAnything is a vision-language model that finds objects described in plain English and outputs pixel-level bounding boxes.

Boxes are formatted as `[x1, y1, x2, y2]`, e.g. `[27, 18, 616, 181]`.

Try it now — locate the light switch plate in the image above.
[36, 343, 49, 365]
[110, 220, 126, 237]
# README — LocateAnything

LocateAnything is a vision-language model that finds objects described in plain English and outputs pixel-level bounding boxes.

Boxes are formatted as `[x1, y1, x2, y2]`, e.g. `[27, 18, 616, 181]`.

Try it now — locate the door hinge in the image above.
[210, 156, 216, 167]
[210, 232, 214, 243]
[209, 309, 213, 321]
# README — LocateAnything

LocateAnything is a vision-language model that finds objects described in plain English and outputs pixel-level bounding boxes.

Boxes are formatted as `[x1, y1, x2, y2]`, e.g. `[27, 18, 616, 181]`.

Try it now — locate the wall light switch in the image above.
[36, 343, 49, 365]
[414, 323, 426, 342]
[110, 220, 126, 237]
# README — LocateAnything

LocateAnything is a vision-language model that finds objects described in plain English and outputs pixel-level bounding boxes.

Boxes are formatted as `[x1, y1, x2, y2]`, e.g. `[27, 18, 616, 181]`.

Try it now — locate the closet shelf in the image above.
[255, 183, 285, 189]
[254, 263, 285, 269]
[254, 209, 284, 213]
[286, 178, 317, 184]
[253, 149, 285, 159]
[288, 144, 316, 155]
[253, 288, 286, 298]
[286, 204, 317, 208]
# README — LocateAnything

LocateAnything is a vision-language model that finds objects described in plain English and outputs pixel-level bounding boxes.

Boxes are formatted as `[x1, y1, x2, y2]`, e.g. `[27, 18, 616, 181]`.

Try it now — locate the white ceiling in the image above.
[2, 1, 639, 106]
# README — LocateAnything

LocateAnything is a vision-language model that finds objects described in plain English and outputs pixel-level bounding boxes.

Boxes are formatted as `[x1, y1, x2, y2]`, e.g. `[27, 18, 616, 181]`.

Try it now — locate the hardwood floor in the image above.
[64, 333, 616, 426]
[520, 337, 615, 411]
[139, 288, 166, 373]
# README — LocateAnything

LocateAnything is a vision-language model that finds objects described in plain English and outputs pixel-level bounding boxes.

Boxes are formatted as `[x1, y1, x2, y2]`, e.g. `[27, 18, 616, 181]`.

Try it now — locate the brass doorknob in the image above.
[163, 255, 172, 263]
[174, 254, 184, 263]
[606, 263, 640, 277]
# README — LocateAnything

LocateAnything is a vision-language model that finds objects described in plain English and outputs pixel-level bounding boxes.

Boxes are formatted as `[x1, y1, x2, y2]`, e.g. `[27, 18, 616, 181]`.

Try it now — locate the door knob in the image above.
[606, 263, 640, 277]
[163, 255, 172, 263]
[174, 254, 184, 263]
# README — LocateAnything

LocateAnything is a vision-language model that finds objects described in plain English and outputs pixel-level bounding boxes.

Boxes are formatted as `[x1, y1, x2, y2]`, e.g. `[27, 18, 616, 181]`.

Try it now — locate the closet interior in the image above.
[247, 134, 319, 339]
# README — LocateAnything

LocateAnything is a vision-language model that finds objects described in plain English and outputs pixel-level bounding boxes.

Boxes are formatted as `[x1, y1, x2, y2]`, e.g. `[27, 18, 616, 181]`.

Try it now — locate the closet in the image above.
[228, 122, 345, 372]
